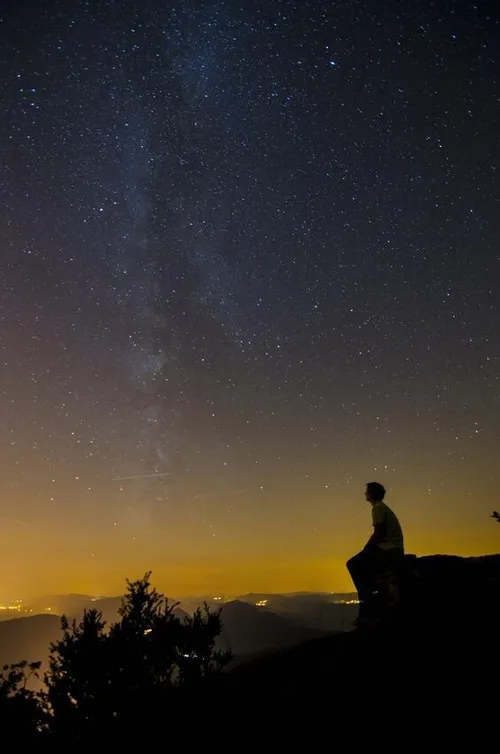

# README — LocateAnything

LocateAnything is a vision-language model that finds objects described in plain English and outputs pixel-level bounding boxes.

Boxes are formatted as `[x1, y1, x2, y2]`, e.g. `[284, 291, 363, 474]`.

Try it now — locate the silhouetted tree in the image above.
[0, 661, 47, 739]
[492, 511, 500, 524]
[44, 572, 231, 741]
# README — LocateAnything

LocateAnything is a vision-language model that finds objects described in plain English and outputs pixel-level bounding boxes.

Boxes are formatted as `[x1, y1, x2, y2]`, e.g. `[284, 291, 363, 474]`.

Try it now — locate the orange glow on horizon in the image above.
[1, 521, 498, 601]
[1, 449, 498, 601]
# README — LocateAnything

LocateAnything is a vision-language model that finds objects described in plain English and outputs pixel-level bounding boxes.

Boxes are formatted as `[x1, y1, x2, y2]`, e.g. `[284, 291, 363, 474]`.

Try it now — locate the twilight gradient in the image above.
[0, 0, 499, 599]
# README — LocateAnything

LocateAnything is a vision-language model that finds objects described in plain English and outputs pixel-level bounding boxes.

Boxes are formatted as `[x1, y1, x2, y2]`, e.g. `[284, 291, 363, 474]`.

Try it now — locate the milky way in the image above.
[1, 0, 499, 597]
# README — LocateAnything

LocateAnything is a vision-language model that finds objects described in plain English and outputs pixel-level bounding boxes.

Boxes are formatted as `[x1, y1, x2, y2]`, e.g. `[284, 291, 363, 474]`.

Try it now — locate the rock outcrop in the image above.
[205, 553, 500, 729]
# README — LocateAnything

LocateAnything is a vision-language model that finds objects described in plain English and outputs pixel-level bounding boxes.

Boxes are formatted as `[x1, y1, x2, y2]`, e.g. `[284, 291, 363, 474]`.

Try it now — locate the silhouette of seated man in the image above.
[347, 482, 404, 622]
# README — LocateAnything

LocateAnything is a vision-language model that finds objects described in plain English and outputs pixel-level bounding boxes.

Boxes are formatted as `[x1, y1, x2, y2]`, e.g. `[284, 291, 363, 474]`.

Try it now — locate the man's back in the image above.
[371, 501, 404, 551]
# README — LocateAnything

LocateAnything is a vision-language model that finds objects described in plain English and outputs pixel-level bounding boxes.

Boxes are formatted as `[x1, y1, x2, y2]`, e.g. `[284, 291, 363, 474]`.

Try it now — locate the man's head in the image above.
[365, 482, 386, 504]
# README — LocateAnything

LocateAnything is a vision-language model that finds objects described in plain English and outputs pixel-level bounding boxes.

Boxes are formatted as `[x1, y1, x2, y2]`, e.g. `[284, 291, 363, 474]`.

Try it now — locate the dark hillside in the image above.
[201, 555, 500, 729]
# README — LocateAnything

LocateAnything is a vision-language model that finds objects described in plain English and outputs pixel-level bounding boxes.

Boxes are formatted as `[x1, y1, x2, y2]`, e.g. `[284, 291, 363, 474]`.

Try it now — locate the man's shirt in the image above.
[372, 502, 404, 551]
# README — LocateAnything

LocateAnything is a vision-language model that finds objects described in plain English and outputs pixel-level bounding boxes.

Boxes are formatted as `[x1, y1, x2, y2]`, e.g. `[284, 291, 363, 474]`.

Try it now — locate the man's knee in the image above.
[346, 552, 364, 575]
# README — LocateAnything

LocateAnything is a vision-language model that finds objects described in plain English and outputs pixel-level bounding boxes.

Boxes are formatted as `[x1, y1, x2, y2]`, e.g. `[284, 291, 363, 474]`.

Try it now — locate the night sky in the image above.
[1, 0, 499, 599]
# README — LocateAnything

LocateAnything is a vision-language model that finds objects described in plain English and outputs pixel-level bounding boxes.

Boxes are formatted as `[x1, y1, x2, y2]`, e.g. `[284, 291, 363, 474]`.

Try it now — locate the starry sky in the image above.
[1, 0, 499, 600]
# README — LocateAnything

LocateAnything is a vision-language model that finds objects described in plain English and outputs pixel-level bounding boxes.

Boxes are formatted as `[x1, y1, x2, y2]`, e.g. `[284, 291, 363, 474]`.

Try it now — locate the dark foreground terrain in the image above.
[198, 554, 500, 734]
[2, 554, 498, 741]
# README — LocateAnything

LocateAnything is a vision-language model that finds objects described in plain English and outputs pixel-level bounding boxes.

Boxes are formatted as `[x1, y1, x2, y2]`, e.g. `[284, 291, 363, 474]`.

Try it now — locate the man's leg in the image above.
[347, 548, 386, 620]
[346, 550, 372, 604]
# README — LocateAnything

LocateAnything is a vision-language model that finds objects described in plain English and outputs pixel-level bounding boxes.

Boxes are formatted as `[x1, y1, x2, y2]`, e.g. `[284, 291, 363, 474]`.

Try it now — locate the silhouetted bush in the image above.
[0, 573, 231, 741]
[0, 661, 47, 739]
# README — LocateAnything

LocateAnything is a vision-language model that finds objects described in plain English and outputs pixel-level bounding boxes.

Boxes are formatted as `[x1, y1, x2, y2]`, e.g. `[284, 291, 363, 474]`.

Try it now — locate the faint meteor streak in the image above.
[111, 472, 171, 482]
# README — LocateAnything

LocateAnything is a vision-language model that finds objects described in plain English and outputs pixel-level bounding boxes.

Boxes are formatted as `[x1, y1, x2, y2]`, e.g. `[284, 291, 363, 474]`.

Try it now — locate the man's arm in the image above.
[364, 523, 385, 549]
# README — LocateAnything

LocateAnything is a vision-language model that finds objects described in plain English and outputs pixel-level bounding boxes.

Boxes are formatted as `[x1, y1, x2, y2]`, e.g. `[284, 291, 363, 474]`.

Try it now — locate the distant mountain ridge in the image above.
[0, 614, 61, 672]
[0, 591, 345, 671]
[217, 600, 325, 656]
[19, 594, 188, 625]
